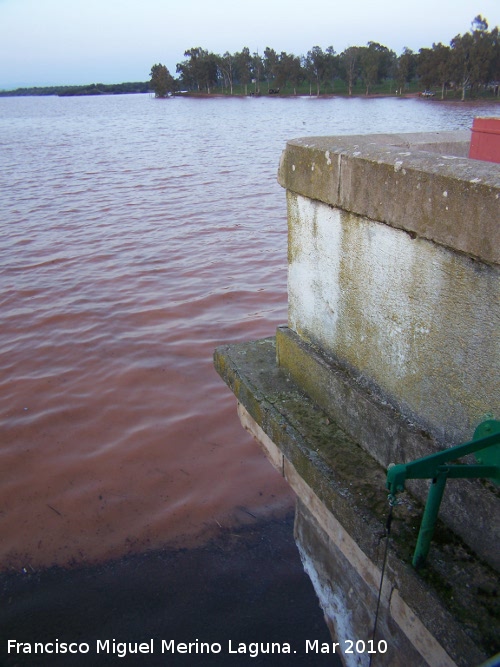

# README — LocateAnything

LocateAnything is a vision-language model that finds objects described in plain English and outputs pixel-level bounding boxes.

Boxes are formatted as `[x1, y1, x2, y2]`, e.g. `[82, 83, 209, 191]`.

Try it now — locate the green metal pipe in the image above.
[412, 472, 448, 569]
[385, 420, 499, 569]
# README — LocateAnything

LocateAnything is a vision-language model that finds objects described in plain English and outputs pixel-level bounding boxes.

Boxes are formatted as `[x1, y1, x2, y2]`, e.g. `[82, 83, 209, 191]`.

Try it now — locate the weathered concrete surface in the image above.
[277, 131, 500, 265]
[281, 131, 499, 485]
[214, 131, 499, 667]
[286, 189, 499, 448]
[214, 337, 498, 667]
[295, 501, 437, 667]
[276, 325, 500, 570]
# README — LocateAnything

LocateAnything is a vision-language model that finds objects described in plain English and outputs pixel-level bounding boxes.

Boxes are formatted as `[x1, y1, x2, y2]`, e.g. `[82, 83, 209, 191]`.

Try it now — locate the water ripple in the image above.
[0, 93, 497, 568]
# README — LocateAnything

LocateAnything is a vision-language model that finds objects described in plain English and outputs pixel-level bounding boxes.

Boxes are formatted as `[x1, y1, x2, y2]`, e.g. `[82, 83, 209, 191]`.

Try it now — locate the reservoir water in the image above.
[1, 93, 499, 569]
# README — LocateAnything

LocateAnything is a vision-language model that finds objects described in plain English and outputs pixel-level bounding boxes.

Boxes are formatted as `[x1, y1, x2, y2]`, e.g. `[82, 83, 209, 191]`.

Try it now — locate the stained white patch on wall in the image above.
[288, 193, 342, 344]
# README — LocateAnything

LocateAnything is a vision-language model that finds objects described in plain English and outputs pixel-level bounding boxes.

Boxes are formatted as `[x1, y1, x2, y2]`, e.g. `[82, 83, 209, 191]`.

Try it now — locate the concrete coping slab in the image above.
[277, 131, 500, 265]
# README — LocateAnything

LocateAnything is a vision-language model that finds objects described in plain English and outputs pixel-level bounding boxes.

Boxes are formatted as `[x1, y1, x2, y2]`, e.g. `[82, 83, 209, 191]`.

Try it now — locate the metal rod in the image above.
[386, 422, 500, 496]
[412, 472, 448, 569]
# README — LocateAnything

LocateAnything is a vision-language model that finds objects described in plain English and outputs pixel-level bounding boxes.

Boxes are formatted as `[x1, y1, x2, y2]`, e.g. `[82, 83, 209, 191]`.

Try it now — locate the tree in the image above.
[324, 46, 338, 92]
[417, 43, 452, 98]
[287, 55, 304, 95]
[235, 47, 253, 95]
[219, 52, 236, 94]
[149, 63, 175, 98]
[305, 46, 329, 95]
[489, 27, 500, 93]
[176, 47, 219, 93]
[394, 48, 416, 94]
[340, 47, 360, 95]
[450, 16, 495, 99]
[358, 42, 395, 94]
[471, 15, 488, 32]
[451, 33, 475, 99]
[274, 52, 303, 94]
[176, 49, 199, 90]
[358, 45, 378, 94]
[252, 52, 263, 93]
[263, 47, 279, 91]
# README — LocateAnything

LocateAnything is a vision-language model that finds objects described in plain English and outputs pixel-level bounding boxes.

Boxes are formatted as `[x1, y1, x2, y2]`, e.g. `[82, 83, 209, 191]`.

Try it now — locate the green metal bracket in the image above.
[386, 419, 500, 569]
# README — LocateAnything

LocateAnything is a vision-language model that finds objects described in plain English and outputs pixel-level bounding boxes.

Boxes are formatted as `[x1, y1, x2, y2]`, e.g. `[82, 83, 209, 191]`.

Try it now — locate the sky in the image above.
[0, 0, 499, 89]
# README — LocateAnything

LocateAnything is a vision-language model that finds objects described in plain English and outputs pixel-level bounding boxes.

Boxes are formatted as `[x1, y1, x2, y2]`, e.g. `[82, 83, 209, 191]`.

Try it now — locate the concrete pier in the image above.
[214, 131, 499, 667]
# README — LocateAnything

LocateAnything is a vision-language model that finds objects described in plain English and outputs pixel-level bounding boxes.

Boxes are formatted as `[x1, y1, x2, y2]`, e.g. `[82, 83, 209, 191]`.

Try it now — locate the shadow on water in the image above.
[0, 512, 340, 667]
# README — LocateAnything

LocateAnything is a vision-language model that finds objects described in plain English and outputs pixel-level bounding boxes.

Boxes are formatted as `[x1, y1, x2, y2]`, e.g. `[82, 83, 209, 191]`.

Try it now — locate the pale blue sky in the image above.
[0, 0, 499, 89]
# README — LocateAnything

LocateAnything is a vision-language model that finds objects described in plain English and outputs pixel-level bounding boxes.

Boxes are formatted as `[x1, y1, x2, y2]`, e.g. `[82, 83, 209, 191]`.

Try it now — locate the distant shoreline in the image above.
[0, 81, 150, 97]
[174, 91, 500, 103]
[2, 85, 498, 104]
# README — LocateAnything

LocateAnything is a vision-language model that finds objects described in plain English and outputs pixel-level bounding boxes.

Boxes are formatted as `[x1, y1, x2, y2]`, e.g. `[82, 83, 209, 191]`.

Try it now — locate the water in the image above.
[1, 93, 498, 569]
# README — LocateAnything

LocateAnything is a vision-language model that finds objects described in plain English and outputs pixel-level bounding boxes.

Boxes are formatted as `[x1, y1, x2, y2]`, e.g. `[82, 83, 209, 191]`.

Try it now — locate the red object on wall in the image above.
[469, 116, 500, 163]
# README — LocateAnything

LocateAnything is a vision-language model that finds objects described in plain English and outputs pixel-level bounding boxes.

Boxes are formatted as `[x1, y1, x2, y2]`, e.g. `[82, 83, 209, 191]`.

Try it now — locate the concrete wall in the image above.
[214, 131, 500, 667]
[286, 192, 498, 446]
[279, 131, 499, 446]
[278, 132, 499, 265]
[215, 337, 498, 666]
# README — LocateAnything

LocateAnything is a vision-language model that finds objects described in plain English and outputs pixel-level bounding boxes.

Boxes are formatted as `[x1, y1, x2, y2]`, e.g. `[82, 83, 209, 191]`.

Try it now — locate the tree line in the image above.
[0, 81, 150, 97]
[151, 16, 500, 100]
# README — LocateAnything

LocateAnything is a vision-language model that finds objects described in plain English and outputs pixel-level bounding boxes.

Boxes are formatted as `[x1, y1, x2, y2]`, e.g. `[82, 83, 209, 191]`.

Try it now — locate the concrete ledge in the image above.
[277, 132, 500, 265]
[276, 325, 500, 571]
[295, 500, 454, 667]
[214, 337, 498, 666]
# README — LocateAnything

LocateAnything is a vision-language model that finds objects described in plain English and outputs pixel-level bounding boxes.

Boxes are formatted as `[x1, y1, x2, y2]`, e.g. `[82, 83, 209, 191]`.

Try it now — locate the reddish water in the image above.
[1, 94, 497, 568]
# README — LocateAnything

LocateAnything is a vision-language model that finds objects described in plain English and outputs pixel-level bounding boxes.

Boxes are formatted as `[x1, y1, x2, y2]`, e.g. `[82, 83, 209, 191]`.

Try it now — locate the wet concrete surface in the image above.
[0, 512, 341, 666]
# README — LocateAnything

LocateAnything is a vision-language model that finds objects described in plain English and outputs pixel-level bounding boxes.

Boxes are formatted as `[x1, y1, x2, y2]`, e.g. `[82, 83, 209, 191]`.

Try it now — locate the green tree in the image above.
[358, 42, 395, 94]
[305, 46, 329, 95]
[358, 45, 378, 94]
[340, 46, 360, 95]
[176, 47, 219, 93]
[263, 47, 279, 91]
[450, 33, 475, 99]
[288, 55, 304, 95]
[219, 51, 236, 94]
[417, 43, 452, 98]
[251, 51, 263, 93]
[489, 27, 500, 93]
[360, 42, 396, 94]
[274, 52, 303, 94]
[324, 46, 338, 92]
[176, 50, 198, 90]
[450, 17, 495, 99]
[235, 47, 253, 95]
[149, 63, 175, 97]
[394, 48, 416, 94]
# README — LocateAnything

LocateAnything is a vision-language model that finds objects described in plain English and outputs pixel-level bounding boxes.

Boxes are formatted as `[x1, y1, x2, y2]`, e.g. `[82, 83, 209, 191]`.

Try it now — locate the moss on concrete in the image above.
[214, 336, 499, 661]
[277, 317, 500, 572]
